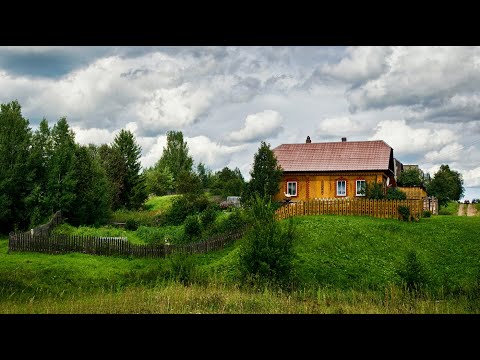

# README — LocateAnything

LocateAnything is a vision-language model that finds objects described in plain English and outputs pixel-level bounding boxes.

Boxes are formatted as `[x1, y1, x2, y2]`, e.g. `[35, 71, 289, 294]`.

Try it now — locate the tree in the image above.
[239, 195, 295, 288]
[145, 166, 174, 196]
[426, 164, 464, 206]
[46, 117, 78, 218]
[97, 144, 127, 211]
[26, 118, 53, 226]
[210, 166, 245, 198]
[156, 131, 193, 190]
[0, 100, 33, 232]
[386, 187, 407, 200]
[196, 162, 212, 189]
[397, 168, 424, 187]
[69, 145, 111, 226]
[112, 129, 147, 210]
[243, 141, 283, 202]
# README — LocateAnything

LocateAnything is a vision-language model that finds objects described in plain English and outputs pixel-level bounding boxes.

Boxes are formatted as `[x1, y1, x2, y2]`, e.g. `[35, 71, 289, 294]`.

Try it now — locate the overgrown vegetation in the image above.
[2, 213, 480, 313]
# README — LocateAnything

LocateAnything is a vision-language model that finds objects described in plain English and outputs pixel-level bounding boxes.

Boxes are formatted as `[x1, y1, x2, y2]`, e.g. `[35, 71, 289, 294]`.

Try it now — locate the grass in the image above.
[0, 282, 476, 314]
[437, 201, 459, 215]
[144, 195, 179, 212]
[52, 223, 146, 244]
[2, 210, 480, 313]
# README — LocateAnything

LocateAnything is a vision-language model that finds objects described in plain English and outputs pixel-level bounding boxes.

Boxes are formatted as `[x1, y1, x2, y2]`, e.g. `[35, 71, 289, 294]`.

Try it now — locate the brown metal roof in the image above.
[272, 140, 393, 172]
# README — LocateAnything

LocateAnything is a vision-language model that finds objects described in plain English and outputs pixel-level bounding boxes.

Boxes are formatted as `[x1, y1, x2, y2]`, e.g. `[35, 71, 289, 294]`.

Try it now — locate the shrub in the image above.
[214, 208, 249, 234]
[165, 194, 212, 225]
[183, 215, 201, 241]
[125, 219, 139, 231]
[200, 206, 217, 230]
[422, 210, 432, 218]
[397, 250, 428, 291]
[398, 205, 410, 221]
[239, 195, 295, 288]
[386, 187, 407, 200]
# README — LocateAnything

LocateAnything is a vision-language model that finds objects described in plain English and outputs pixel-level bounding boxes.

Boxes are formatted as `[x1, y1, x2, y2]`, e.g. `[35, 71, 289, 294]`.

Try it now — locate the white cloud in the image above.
[319, 46, 393, 84]
[228, 110, 284, 143]
[369, 119, 458, 156]
[423, 143, 464, 163]
[462, 167, 480, 188]
[72, 126, 119, 146]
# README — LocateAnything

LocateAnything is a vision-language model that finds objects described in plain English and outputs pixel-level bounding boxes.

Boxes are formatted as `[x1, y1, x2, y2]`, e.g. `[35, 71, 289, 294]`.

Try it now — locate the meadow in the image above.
[1, 198, 479, 313]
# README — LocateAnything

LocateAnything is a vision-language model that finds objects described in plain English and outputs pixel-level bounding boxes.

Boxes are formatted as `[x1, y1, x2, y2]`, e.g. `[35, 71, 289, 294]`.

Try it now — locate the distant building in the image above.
[393, 158, 403, 181]
[403, 164, 424, 178]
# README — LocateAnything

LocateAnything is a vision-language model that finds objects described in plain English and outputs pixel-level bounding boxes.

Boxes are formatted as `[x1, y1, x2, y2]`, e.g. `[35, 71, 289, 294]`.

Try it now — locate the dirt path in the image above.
[466, 204, 478, 216]
[458, 204, 465, 216]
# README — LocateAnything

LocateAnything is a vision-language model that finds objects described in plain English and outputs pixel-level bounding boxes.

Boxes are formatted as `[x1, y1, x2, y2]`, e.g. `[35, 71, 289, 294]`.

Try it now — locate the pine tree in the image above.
[243, 141, 283, 203]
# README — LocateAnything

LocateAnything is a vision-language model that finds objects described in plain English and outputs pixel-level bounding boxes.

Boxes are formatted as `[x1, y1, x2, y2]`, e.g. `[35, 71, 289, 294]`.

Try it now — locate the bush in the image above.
[239, 195, 295, 288]
[214, 208, 249, 235]
[422, 210, 432, 218]
[125, 219, 139, 231]
[165, 194, 211, 226]
[184, 215, 201, 241]
[200, 206, 217, 230]
[136, 225, 183, 244]
[397, 250, 428, 291]
[398, 205, 410, 221]
[386, 187, 407, 200]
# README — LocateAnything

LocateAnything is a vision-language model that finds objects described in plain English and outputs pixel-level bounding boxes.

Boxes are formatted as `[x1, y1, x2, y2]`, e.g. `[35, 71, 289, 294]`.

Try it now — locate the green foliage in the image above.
[183, 215, 202, 241]
[210, 167, 245, 198]
[112, 129, 147, 210]
[398, 205, 411, 221]
[196, 162, 213, 189]
[97, 144, 127, 211]
[438, 201, 460, 215]
[168, 253, 197, 285]
[200, 205, 218, 230]
[145, 166, 174, 196]
[396, 250, 428, 291]
[397, 168, 424, 187]
[136, 225, 183, 245]
[111, 209, 157, 227]
[243, 141, 282, 203]
[69, 145, 111, 226]
[386, 187, 407, 200]
[164, 194, 211, 226]
[0, 101, 33, 232]
[125, 219, 139, 231]
[426, 164, 465, 206]
[239, 195, 295, 288]
[213, 208, 249, 235]
[364, 181, 385, 199]
[422, 210, 432, 218]
[176, 170, 203, 195]
[156, 130, 193, 190]
[143, 195, 179, 212]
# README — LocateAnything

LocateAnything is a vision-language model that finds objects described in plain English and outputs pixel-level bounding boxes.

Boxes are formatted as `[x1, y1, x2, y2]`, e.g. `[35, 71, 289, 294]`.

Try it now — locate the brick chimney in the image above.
[341, 137, 347, 142]
[306, 136, 311, 143]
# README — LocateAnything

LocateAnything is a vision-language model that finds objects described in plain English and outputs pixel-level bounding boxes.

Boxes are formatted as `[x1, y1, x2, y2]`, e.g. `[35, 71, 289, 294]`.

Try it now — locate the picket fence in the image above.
[275, 198, 423, 220]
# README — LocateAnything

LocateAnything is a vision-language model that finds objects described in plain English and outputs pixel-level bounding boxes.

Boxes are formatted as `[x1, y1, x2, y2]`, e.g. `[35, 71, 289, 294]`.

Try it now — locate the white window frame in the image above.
[336, 180, 346, 196]
[356, 180, 366, 196]
[286, 181, 297, 196]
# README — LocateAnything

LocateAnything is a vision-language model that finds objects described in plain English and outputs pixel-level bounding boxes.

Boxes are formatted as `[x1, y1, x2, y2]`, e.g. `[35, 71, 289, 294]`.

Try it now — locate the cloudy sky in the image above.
[1, 46, 479, 200]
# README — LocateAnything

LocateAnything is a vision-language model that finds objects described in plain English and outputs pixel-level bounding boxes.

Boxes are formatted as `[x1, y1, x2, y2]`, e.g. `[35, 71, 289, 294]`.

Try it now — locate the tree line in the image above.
[0, 100, 282, 233]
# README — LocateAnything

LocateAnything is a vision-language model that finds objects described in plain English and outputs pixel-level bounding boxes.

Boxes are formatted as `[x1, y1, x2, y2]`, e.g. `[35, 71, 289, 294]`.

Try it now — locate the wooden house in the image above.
[272, 137, 397, 202]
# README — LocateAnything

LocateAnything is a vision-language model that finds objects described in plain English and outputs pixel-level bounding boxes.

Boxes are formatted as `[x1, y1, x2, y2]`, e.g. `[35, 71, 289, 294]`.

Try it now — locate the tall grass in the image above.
[0, 282, 477, 314]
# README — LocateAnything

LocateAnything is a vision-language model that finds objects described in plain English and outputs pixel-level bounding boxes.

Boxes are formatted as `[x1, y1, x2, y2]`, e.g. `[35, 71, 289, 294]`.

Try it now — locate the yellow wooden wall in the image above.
[274, 172, 388, 202]
[397, 187, 427, 199]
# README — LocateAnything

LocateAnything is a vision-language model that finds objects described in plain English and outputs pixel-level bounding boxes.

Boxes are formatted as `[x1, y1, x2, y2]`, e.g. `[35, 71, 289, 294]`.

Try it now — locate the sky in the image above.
[1, 46, 479, 201]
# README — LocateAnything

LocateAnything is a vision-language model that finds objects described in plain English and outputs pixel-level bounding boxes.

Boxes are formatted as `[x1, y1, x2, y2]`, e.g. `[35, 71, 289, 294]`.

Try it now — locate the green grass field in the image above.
[437, 201, 459, 215]
[2, 207, 479, 313]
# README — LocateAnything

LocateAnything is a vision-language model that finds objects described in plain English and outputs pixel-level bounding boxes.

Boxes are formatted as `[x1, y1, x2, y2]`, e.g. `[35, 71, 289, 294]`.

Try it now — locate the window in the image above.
[356, 180, 366, 196]
[336, 180, 346, 196]
[286, 181, 297, 196]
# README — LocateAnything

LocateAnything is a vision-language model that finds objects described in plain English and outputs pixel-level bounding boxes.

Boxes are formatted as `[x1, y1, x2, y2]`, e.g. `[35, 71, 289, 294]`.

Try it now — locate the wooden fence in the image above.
[8, 226, 248, 259]
[275, 198, 423, 220]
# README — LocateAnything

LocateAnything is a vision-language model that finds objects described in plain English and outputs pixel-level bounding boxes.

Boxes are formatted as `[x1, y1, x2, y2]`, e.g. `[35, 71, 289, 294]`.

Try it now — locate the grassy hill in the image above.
[1, 204, 479, 313]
